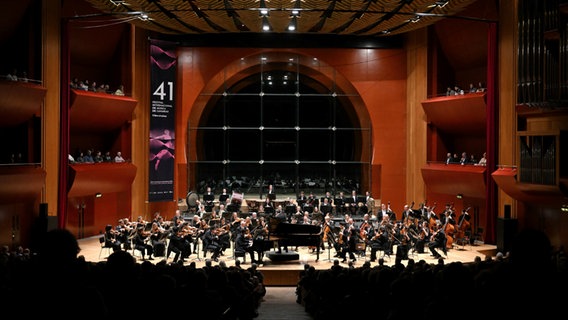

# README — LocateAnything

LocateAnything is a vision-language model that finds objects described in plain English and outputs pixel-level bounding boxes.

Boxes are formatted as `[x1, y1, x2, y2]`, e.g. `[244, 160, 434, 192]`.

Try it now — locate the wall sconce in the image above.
[456, 194, 463, 199]
[95, 193, 102, 198]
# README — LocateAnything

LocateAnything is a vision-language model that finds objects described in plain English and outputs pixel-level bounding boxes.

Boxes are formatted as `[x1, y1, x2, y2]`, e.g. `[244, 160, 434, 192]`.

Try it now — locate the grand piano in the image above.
[258, 217, 322, 262]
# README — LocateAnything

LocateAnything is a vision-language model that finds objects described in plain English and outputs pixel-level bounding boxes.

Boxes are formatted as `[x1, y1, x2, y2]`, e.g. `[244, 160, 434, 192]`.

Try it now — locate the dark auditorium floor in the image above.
[78, 234, 497, 319]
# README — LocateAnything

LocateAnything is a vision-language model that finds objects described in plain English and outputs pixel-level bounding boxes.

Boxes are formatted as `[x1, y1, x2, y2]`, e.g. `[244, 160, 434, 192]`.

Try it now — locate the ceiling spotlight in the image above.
[95, 192, 102, 198]
[410, 15, 421, 23]
[288, 17, 297, 31]
[262, 16, 271, 31]
[110, 0, 127, 5]
[138, 13, 150, 21]
[259, 0, 269, 16]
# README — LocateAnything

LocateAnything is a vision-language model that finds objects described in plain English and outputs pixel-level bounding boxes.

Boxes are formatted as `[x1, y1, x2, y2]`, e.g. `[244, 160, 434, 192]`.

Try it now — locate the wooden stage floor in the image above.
[77, 235, 498, 286]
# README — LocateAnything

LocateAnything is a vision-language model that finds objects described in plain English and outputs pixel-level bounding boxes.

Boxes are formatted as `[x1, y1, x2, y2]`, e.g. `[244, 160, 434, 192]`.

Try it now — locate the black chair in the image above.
[98, 235, 113, 259]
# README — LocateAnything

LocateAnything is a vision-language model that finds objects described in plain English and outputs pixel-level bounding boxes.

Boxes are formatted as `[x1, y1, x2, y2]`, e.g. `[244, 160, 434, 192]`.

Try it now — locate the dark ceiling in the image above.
[84, 0, 481, 36]
[0, 0, 498, 80]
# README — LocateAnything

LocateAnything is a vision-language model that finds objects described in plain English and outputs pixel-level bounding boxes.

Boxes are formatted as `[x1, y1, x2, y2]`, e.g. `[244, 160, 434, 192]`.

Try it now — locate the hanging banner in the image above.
[149, 40, 177, 202]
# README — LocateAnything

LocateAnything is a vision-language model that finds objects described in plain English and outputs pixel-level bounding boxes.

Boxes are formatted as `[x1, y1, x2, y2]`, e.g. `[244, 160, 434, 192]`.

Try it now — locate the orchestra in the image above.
[101, 186, 475, 265]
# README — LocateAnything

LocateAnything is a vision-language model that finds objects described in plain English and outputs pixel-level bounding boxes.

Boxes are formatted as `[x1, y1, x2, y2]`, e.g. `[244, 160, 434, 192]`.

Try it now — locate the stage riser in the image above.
[263, 269, 303, 286]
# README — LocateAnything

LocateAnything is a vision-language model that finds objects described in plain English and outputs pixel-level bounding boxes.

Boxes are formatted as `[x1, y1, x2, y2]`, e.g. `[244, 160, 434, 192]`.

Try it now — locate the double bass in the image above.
[455, 207, 471, 242]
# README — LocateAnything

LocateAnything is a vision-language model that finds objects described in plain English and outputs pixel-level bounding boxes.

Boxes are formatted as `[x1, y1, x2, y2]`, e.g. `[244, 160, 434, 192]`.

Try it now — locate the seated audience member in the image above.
[114, 84, 125, 96]
[476, 152, 487, 166]
[476, 81, 486, 92]
[103, 151, 113, 162]
[75, 152, 85, 163]
[94, 151, 104, 163]
[83, 150, 95, 163]
[114, 151, 125, 163]
[468, 82, 477, 93]
[468, 154, 477, 164]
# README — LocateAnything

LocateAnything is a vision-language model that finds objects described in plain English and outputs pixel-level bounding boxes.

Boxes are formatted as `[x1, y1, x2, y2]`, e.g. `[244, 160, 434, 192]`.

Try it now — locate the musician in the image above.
[321, 215, 337, 253]
[401, 204, 414, 222]
[266, 184, 276, 200]
[203, 186, 215, 211]
[377, 201, 396, 223]
[301, 212, 311, 225]
[341, 218, 358, 262]
[393, 223, 410, 260]
[133, 226, 154, 260]
[196, 203, 207, 217]
[202, 225, 222, 261]
[249, 212, 259, 229]
[171, 210, 184, 228]
[214, 217, 230, 254]
[415, 221, 430, 254]
[428, 223, 447, 259]
[316, 198, 331, 217]
[115, 218, 133, 250]
[167, 226, 191, 263]
[306, 192, 318, 208]
[322, 191, 333, 206]
[347, 190, 358, 215]
[149, 222, 167, 257]
[218, 187, 230, 205]
[251, 216, 269, 264]
[274, 204, 285, 221]
[334, 191, 346, 215]
[369, 226, 392, 262]
[297, 190, 307, 204]
[358, 214, 372, 245]
[234, 225, 255, 263]
[103, 224, 122, 252]
[262, 198, 274, 216]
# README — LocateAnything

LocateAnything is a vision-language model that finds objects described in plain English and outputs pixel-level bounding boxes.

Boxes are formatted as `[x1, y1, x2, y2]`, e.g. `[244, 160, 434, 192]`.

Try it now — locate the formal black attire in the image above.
[133, 230, 154, 260]
[369, 227, 392, 261]
[428, 228, 447, 259]
[167, 229, 190, 263]
[234, 229, 254, 262]
[340, 224, 358, 262]
[203, 228, 222, 261]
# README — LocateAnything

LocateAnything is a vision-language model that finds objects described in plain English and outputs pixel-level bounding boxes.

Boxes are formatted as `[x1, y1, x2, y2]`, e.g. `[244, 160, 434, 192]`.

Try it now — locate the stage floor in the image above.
[78, 235, 497, 285]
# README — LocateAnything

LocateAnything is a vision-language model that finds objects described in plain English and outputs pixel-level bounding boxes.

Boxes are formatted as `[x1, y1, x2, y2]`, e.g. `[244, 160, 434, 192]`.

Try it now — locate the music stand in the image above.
[285, 204, 297, 215]
[267, 193, 276, 201]
[264, 206, 275, 215]
[203, 193, 215, 203]
[218, 194, 229, 204]
[320, 204, 332, 215]
[303, 205, 314, 214]
[334, 198, 344, 215]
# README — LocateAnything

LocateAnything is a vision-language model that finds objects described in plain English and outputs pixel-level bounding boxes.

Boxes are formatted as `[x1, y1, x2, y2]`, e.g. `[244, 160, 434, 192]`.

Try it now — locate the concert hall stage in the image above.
[78, 235, 497, 286]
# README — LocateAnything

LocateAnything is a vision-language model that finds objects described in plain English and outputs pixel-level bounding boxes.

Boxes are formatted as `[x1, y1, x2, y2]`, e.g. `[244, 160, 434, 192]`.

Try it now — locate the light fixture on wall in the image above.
[95, 192, 102, 198]
[456, 194, 463, 199]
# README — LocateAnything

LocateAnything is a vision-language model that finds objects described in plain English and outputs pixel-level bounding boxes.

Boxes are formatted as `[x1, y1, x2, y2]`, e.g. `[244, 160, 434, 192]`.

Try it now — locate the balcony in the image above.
[421, 162, 487, 199]
[68, 162, 137, 197]
[491, 166, 568, 205]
